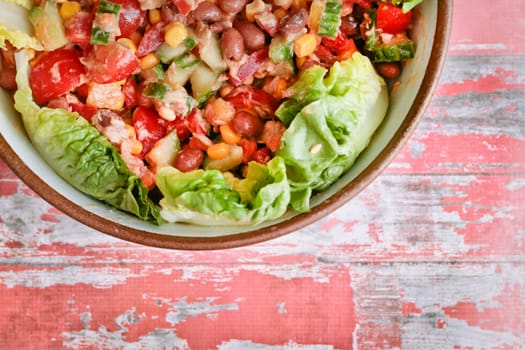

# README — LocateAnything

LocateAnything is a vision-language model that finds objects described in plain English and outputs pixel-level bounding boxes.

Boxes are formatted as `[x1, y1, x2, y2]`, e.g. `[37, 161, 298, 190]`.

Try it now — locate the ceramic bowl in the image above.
[0, 1, 452, 250]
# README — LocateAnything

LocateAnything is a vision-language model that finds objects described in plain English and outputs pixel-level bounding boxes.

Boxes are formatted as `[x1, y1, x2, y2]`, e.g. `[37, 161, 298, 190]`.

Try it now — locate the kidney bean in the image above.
[174, 146, 204, 172]
[217, 0, 246, 15]
[221, 28, 245, 61]
[235, 21, 266, 51]
[231, 111, 264, 138]
[279, 8, 308, 36]
[376, 62, 401, 79]
[192, 2, 223, 22]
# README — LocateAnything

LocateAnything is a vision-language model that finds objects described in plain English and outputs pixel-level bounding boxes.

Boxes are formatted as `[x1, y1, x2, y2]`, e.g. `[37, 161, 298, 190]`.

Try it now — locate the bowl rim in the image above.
[0, 0, 453, 250]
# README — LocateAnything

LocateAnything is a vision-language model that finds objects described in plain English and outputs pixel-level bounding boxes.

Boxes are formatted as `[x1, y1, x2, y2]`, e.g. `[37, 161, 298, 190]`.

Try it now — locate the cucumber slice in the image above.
[196, 27, 227, 73]
[317, 0, 342, 38]
[269, 35, 294, 63]
[166, 53, 199, 88]
[143, 82, 169, 99]
[370, 40, 415, 62]
[190, 63, 222, 106]
[155, 42, 188, 64]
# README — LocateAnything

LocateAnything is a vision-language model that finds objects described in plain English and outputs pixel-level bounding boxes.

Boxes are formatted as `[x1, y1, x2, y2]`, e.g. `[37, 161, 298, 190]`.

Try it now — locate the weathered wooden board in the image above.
[0, 0, 524, 349]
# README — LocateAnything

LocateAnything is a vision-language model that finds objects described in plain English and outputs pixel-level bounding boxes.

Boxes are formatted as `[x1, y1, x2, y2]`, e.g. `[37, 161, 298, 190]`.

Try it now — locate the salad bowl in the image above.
[0, 0, 452, 250]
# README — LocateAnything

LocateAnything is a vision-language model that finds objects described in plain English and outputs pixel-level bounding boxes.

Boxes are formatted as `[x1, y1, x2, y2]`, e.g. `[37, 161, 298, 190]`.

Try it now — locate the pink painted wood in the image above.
[0, 1, 524, 348]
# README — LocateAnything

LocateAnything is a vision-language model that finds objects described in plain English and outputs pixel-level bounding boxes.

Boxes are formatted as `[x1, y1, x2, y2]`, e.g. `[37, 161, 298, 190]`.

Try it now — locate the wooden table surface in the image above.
[1, 1, 524, 349]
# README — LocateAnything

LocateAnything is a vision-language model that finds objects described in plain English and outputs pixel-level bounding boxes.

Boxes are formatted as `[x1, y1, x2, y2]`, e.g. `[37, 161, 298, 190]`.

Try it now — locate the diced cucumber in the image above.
[370, 40, 415, 62]
[143, 82, 169, 99]
[28, 0, 68, 51]
[155, 27, 198, 64]
[203, 145, 244, 171]
[165, 53, 199, 88]
[190, 63, 222, 106]
[155, 42, 187, 64]
[90, 26, 111, 45]
[269, 35, 294, 63]
[317, 0, 342, 38]
[184, 37, 198, 50]
[145, 130, 181, 170]
[97, 0, 121, 14]
[174, 52, 200, 70]
[196, 27, 227, 73]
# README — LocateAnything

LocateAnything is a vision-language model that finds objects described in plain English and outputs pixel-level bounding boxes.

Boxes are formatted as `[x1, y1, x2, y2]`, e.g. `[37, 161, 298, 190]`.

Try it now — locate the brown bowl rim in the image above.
[0, 0, 453, 250]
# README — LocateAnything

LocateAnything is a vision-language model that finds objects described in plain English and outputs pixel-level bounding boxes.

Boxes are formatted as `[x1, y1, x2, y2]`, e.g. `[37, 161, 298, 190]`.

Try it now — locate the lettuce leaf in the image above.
[275, 52, 388, 212]
[0, 0, 42, 50]
[13, 50, 162, 224]
[156, 157, 290, 225]
[387, 0, 424, 12]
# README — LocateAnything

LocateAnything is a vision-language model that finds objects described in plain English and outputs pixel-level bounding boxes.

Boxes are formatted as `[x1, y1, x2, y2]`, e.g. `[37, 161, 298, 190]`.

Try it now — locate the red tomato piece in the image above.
[252, 147, 272, 165]
[224, 85, 280, 117]
[29, 49, 85, 105]
[172, 0, 194, 16]
[186, 109, 210, 135]
[82, 42, 139, 84]
[136, 22, 165, 57]
[65, 11, 94, 44]
[322, 32, 357, 56]
[165, 117, 191, 142]
[122, 76, 139, 109]
[132, 106, 167, 156]
[376, 3, 412, 34]
[111, 0, 146, 38]
[238, 138, 257, 163]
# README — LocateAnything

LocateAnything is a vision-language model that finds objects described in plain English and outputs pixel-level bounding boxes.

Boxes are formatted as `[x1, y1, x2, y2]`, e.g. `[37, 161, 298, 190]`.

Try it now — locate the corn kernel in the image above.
[164, 22, 187, 48]
[273, 8, 287, 20]
[139, 53, 160, 70]
[59, 1, 81, 20]
[148, 9, 162, 25]
[130, 140, 143, 155]
[117, 38, 137, 53]
[207, 143, 231, 160]
[220, 124, 241, 145]
[294, 33, 317, 57]
[125, 124, 136, 138]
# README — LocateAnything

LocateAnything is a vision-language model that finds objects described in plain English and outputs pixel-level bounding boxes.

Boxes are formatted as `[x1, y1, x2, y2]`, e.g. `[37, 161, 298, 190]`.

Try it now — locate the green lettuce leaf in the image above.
[275, 52, 389, 212]
[387, 0, 424, 12]
[0, 0, 42, 50]
[156, 157, 290, 225]
[13, 50, 162, 224]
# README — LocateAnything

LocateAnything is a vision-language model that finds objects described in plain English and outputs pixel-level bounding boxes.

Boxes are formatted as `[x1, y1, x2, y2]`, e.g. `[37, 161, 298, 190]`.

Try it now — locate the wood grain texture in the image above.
[0, 0, 524, 349]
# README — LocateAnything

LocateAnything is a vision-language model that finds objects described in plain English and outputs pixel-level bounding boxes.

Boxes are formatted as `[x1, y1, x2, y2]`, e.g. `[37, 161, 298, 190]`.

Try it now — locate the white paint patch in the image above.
[62, 327, 190, 350]
[506, 178, 525, 191]
[164, 297, 239, 325]
[277, 302, 287, 314]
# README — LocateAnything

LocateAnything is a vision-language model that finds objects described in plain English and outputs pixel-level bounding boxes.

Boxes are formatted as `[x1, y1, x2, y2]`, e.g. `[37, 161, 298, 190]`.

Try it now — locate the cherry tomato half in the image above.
[376, 3, 412, 34]
[29, 48, 85, 105]
[111, 0, 146, 38]
[82, 42, 139, 84]
[132, 106, 167, 157]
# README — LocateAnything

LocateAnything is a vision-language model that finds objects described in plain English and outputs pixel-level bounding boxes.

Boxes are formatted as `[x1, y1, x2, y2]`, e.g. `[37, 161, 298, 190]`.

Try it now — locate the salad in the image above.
[0, 0, 423, 226]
